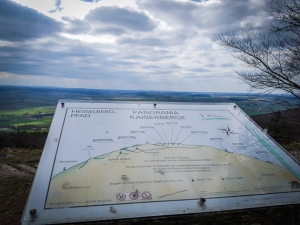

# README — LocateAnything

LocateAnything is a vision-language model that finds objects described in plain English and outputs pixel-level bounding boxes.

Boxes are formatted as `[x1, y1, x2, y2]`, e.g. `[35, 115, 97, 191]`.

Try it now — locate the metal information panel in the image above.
[22, 101, 300, 224]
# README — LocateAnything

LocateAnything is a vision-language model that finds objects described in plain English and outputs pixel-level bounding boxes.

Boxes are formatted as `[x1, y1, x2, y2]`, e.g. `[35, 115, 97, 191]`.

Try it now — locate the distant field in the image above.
[0, 104, 54, 131]
[0, 116, 53, 127]
[0, 107, 54, 117]
[0, 85, 297, 132]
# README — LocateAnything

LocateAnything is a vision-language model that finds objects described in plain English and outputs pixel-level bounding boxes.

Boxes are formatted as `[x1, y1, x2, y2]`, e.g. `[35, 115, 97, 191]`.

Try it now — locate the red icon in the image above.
[116, 193, 126, 201]
[129, 192, 139, 200]
[142, 191, 152, 199]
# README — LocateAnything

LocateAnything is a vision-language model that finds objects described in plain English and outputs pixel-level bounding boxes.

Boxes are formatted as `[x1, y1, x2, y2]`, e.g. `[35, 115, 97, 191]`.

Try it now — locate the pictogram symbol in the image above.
[116, 193, 126, 201]
[142, 191, 152, 199]
[129, 191, 139, 200]
[218, 124, 238, 137]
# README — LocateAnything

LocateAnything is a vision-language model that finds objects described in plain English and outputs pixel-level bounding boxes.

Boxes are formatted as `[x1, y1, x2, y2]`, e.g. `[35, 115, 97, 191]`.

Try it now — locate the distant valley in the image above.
[0, 85, 296, 132]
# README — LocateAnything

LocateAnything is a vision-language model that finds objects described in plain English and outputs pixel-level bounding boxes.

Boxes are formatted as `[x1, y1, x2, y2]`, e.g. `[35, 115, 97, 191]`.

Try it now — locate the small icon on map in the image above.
[129, 191, 139, 200]
[121, 175, 128, 180]
[116, 193, 126, 201]
[219, 124, 238, 137]
[142, 191, 152, 199]
[290, 181, 300, 189]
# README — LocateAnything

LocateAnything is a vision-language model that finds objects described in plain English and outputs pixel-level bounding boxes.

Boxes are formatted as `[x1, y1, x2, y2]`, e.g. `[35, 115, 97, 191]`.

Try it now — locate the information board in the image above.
[22, 101, 300, 224]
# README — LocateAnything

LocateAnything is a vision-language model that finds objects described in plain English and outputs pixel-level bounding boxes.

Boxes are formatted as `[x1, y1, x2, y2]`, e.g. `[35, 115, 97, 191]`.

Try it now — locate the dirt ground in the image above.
[0, 148, 299, 225]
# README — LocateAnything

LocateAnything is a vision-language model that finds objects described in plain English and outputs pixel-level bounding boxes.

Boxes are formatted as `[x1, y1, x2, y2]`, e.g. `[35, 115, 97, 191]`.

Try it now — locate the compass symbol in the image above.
[218, 124, 238, 137]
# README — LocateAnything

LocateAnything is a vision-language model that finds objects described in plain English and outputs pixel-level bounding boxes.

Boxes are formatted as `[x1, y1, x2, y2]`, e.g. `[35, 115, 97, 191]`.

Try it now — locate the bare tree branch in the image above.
[214, 0, 300, 101]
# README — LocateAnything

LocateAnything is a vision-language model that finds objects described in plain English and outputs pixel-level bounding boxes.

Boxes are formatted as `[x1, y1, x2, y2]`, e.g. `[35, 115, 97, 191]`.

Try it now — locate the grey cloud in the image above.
[0, 0, 61, 41]
[138, 0, 269, 34]
[118, 37, 165, 46]
[137, 0, 195, 28]
[142, 65, 164, 69]
[51, 0, 101, 14]
[62, 17, 92, 34]
[0, 36, 140, 80]
[49, 0, 63, 13]
[221, 63, 234, 68]
[191, 0, 209, 2]
[189, 67, 210, 73]
[85, 6, 156, 32]
[92, 26, 126, 35]
[63, 17, 126, 36]
[80, 0, 101, 2]
[198, 0, 270, 31]
[0, 0, 270, 92]
[204, 63, 216, 67]
[63, 6, 156, 36]
[116, 45, 174, 62]
[117, 29, 190, 49]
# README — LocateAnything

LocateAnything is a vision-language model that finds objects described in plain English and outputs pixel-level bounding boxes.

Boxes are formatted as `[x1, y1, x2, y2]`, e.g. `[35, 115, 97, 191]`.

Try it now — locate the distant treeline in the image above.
[0, 131, 47, 150]
[252, 108, 300, 144]
[0, 125, 48, 132]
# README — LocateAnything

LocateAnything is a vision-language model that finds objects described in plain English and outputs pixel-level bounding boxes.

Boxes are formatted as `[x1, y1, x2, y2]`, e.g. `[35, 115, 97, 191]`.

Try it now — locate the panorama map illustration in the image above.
[45, 106, 300, 208]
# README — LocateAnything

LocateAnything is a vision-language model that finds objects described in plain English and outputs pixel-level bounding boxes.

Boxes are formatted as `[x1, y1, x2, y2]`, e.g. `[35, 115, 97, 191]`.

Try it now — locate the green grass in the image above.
[26, 117, 53, 126]
[0, 106, 54, 116]
[0, 116, 53, 127]
[0, 105, 54, 130]
[244, 111, 265, 116]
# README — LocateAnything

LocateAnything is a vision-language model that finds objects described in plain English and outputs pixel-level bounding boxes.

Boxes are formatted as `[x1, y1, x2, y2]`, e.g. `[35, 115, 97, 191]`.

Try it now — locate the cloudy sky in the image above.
[0, 0, 270, 92]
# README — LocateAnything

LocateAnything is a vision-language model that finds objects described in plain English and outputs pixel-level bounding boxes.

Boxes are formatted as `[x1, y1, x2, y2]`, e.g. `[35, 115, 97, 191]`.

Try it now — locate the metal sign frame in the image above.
[22, 100, 300, 224]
